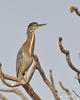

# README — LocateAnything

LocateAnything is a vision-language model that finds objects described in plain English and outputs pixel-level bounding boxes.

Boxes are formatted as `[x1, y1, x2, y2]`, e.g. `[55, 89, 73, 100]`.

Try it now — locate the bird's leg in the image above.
[18, 70, 27, 84]
[18, 70, 24, 80]
[25, 71, 27, 81]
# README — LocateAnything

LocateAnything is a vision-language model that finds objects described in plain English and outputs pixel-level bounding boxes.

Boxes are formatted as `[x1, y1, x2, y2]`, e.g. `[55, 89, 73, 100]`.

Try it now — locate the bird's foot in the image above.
[25, 71, 27, 81]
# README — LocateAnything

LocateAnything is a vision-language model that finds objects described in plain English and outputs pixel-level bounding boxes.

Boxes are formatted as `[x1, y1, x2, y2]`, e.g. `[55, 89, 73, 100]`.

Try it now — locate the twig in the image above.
[72, 89, 80, 98]
[50, 69, 54, 85]
[36, 56, 60, 100]
[77, 73, 80, 84]
[70, 6, 80, 16]
[27, 55, 38, 84]
[77, 53, 80, 83]
[59, 81, 74, 100]
[0, 62, 41, 100]
[0, 88, 28, 100]
[0, 55, 38, 87]
[0, 63, 22, 87]
[0, 93, 8, 100]
[3, 73, 19, 82]
[50, 69, 57, 92]
[59, 37, 80, 74]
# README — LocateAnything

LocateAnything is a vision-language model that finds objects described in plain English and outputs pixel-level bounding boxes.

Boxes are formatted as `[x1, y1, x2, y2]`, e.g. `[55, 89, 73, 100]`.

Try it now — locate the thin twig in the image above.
[59, 81, 74, 100]
[27, 55, 38, 84]
[0, 63, 22, 87]
[70, 6, 80, 16]
[0, 88, 28, 100]
[50, 69, 54, 85]
[77, 73, 80, 84]
[0, 93, 8, 100]
[3, 73, 19, 82]
[59, 37, 80, 74]
[72, 89, 80, 98]
[77, 53, 80, 83]
[36, 56, 60, 100]
[50, 69, 57, 93]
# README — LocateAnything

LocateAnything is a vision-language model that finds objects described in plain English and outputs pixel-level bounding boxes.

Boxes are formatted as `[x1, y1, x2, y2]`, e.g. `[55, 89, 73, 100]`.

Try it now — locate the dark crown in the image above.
[28, 22, 38, 28]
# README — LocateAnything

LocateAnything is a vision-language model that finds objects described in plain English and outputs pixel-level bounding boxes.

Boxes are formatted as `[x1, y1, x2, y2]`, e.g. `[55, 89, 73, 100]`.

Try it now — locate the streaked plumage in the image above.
[16, 22, 46, 79]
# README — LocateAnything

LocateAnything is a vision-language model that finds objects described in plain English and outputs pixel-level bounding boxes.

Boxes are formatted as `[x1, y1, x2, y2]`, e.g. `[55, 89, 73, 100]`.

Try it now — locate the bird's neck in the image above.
[27, 30, 35, 56]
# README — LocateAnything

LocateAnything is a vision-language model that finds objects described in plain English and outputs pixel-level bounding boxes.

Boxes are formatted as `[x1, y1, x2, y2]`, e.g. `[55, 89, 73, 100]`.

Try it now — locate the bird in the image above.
[16, 22, 46, 80]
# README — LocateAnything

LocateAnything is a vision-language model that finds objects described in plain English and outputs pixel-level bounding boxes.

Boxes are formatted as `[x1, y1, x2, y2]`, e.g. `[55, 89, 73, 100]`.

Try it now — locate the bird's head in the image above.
[28, 22, 46, 31]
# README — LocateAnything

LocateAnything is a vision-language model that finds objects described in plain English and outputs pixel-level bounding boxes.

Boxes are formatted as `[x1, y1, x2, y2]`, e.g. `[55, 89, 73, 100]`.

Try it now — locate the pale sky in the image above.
[0, 0, 80, 100]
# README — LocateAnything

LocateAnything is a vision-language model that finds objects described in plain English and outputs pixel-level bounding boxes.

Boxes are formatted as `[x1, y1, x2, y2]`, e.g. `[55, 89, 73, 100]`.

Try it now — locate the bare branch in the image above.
[70, 6, 80, 16]
[0, 93, 8, 100]
[76, 73, 80, 84]
[23, 84, 41, 100]
[50, 69, 57, 92]
[0, 55, 38, 87]
[27, 55, 38, 84]
[72, 90, 80, 98]
[59, 37, 80, 74]
[3, 73, 19, 82]
[59, 81, 74, 100]
[50, 69, 54, 84]
[0, 61, 41, 100]
[36, 56, 60, 100]
[0, 63, 22, 87]
[0, 88, 28, 100]
[77, 53, 80, 83]
[22, 55, 41, 100]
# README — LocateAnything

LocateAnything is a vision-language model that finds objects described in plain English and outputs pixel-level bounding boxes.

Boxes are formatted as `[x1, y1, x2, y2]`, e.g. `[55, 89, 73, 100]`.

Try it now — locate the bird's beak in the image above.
[38, 24, 46, 27]
[37, 24, 46, 28]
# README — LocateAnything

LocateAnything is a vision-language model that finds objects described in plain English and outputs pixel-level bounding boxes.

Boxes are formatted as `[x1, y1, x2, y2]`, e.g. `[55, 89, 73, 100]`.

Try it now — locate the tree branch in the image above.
[72, 89, 80, 98]
[59, 37, 80, 74]
[27, 55, 38, 84]
[0, 88, 28, 100]
[59, 81, 74, 100]
[23, 84, 41, 100]
[0, 57, 41, 100]
[76, 73, 80, 84]
[0, 63, 22, 87]
[70, 6, 80, 16]
[50, 69, 57, 93]
[36, 56, 60, 100]
[23, 55, 41, 100]
[0, 93, 8, 100]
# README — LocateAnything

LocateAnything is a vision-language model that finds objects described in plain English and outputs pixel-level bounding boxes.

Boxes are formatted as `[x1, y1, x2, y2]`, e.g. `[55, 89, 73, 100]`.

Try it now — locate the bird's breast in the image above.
[22, 52, 33, 72]
[24, 33, 35, 57]
[29, 33, 35, 56]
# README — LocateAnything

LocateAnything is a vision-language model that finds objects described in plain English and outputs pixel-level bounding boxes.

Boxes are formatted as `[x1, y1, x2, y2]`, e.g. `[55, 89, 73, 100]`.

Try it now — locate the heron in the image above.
[16, 22, 46, 80]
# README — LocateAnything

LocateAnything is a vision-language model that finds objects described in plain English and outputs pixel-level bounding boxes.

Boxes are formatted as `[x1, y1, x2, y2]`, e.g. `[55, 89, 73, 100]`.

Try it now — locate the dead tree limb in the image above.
[0, 93, 8, 100]
[0, 63, 22, 87]
[50, 69, 57, 93]
[70, 6, 80, 16]
[23, 56, 41, 100]
[72, 90, 80, 98]
[0, 54, 61, 100]
[0, 57, 38, 87]
[59, 81, 74, 100]
[0, 88, 28, 100]
[36, 56, 60, 100]
[0, 56, 41, 100]
[59, 37, 80, 74]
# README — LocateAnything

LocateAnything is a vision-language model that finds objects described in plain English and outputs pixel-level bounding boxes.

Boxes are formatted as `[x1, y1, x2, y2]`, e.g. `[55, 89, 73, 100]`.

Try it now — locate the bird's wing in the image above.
[16, 48, 24, 77]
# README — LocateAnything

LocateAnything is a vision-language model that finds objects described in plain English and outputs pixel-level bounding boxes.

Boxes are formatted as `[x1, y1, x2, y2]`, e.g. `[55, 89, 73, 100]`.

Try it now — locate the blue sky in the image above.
[0, 0, 80, 100]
